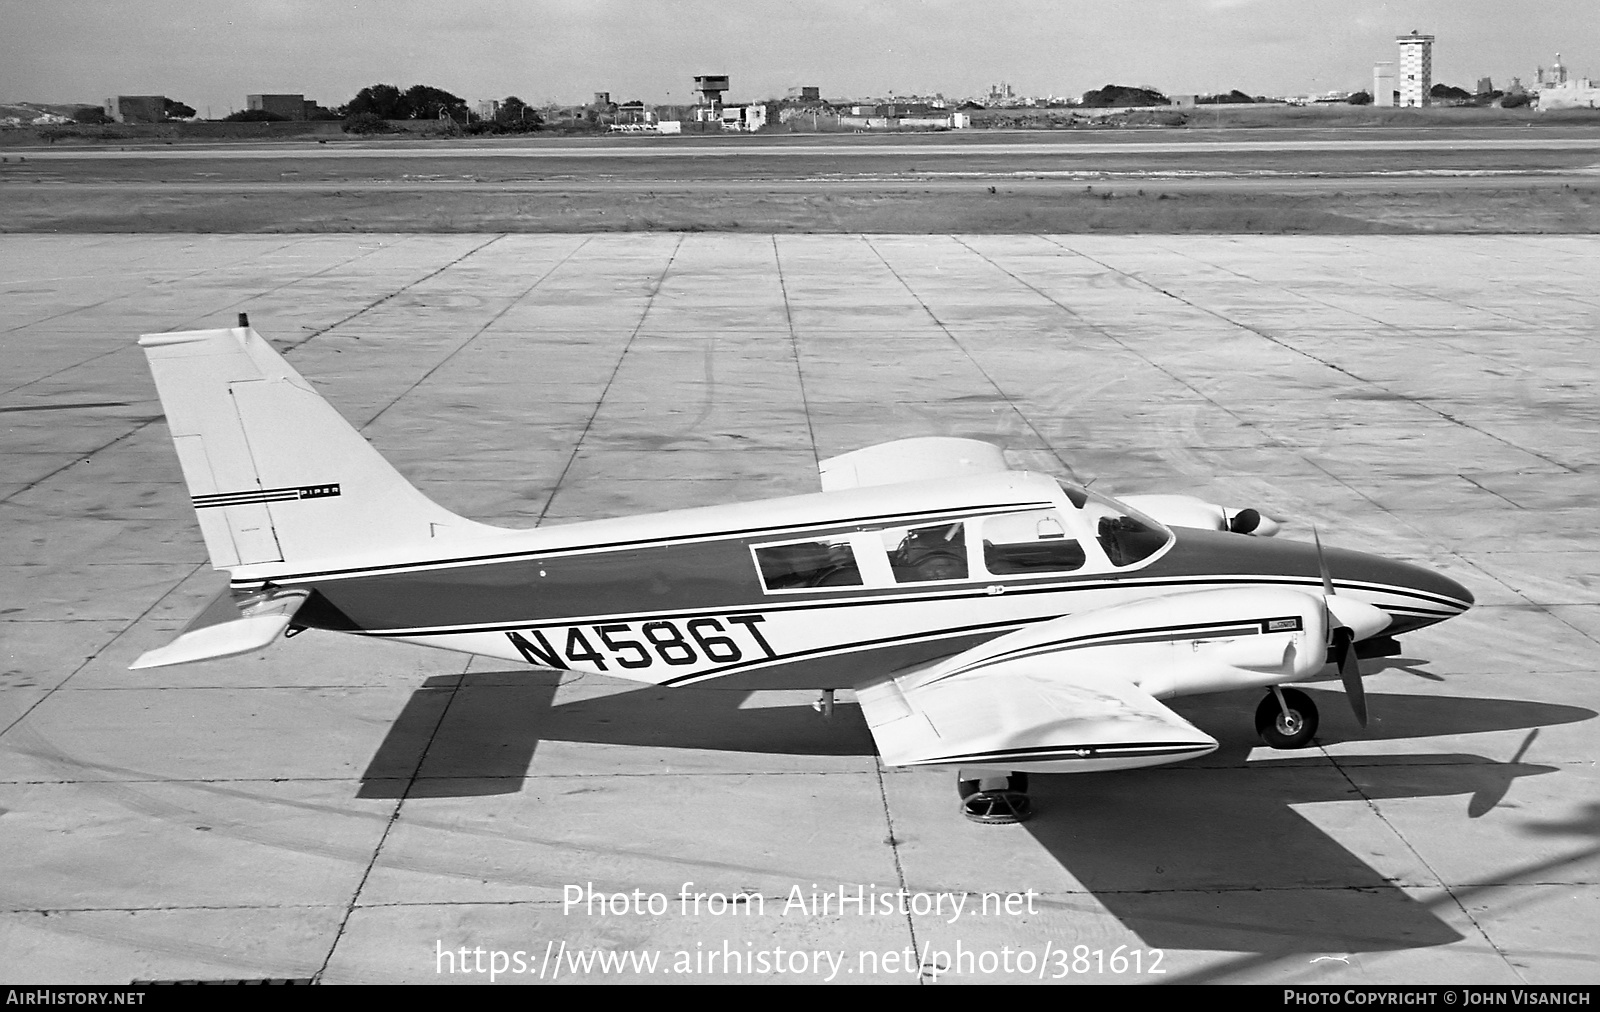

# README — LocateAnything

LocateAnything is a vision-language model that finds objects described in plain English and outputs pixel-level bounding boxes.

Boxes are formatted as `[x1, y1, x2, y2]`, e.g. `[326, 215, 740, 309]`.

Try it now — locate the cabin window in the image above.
[981, 509, 1087, 575]
[1095, 513, 1167, 567]
[753, 537, 863, 591]
[879, 522, 969, 583]
[1066, 487, 1174, 569]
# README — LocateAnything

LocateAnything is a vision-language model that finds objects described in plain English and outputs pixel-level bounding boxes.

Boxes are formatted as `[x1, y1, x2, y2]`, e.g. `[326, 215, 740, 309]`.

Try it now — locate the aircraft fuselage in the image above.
[254, 472, 1472, 692]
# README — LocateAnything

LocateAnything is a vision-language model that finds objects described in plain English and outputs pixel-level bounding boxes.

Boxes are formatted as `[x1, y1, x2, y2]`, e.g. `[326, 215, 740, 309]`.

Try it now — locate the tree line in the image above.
[73, 83, 544, 132]
[341, 85, 541, 132]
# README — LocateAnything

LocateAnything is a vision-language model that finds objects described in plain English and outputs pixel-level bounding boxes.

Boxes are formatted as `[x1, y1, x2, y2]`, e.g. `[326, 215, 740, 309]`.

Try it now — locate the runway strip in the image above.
[9, 171, 1596, 193]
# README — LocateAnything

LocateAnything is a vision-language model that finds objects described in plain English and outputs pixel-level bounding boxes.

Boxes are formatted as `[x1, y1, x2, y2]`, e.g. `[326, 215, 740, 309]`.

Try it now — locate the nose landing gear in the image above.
[1255, 687, 1319, 749]
[957, 771, 1032, 824]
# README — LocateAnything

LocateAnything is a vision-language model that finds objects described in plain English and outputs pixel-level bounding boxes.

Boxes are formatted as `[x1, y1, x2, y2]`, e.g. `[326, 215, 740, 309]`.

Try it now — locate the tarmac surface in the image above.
[1, 233, 1597, 984]
[11, 174, 1597, 194]
[14, 136, 1600, 157]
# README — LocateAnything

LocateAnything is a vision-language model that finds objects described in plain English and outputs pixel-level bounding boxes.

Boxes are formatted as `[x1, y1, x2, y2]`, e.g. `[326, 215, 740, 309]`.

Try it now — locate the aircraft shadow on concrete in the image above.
[1019, 748, 1552, 955]
[1032, 685, 1591, 955]
[357, 670, 878, 799]
[357, 672, 1591, 956]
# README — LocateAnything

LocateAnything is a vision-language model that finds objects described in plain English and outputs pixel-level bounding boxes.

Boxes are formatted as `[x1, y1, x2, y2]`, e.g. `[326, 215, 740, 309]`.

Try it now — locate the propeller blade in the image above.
[1333, 626, 1367, 727]
[1313, 524, 1335, 598]
[1508, 727, 1539, 766]
[1317, 526, 1368, 726]
[1470, 729, 1542, 817]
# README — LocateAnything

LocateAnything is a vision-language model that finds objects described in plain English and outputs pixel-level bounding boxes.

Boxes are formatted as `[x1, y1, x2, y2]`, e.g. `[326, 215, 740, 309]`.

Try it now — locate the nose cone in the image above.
[1154, 529, 1474, 633]
[1335, 548, 1474, 633]
[1420, 565, 1474, 613]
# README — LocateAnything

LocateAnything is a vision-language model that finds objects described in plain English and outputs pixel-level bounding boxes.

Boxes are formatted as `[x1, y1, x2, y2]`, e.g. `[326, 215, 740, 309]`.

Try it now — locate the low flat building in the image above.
[1539, 77, 1600, 110]
[838, 112, 967, 131]
[104, 95, 167, 123]
[247, 94, 311, 120]
[1533, 54, 1599, 110]
[719, 103, 768, 132]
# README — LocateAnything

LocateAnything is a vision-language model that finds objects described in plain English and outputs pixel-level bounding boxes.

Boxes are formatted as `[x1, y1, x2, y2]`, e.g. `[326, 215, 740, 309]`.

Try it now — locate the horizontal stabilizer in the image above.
[131, 586, 309, 669]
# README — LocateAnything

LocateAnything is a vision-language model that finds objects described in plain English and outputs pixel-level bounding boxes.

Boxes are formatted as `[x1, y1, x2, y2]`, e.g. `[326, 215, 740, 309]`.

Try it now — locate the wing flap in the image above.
[858, 666, 1218, 774]
[131, 587, 309, 669]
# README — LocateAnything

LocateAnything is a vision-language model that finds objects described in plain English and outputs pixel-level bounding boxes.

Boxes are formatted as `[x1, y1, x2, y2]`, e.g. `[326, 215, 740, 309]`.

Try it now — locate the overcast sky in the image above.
[2, 0, 1595, 114]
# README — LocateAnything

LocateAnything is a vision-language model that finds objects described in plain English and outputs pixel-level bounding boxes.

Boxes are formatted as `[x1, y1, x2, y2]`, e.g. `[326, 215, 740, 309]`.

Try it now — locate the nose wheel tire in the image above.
[957, 772, 1032, 824]
[1255, 688, 1318, 749]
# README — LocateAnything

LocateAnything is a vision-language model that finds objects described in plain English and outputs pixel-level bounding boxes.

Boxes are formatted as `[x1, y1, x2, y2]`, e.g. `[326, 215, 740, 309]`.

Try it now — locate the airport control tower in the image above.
[1397, 31, 1434, 106]
[694, 75, 729, 108]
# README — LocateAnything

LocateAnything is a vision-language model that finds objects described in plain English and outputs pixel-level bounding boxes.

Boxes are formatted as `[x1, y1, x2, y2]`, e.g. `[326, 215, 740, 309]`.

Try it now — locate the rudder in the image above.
[140, 323, 498, 573]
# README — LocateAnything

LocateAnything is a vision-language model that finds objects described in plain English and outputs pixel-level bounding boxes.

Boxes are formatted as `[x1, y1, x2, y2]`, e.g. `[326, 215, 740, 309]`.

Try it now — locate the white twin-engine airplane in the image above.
[135, 321, 1473, 823]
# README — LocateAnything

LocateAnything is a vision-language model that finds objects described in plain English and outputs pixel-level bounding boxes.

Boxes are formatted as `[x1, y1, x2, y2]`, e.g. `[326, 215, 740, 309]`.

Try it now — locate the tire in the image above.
[1255, 688, 1318, 749]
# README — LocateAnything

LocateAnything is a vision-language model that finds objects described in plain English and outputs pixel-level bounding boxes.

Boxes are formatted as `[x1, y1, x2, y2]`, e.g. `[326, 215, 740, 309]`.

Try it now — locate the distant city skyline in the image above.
[2, 0, 1595, 115]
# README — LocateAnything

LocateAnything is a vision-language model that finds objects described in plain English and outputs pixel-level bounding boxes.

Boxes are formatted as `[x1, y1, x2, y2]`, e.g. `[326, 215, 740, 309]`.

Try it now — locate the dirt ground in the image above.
[3, 183, 1597, 233]
[2, 125, 1597, 233]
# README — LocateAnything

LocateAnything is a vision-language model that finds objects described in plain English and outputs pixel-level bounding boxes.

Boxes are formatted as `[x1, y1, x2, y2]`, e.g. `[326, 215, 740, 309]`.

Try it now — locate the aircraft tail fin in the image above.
[140, 323, 496, 573]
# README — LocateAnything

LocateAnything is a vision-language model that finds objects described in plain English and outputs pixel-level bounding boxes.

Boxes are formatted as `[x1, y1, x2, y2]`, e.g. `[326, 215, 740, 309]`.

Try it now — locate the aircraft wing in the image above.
[853, 586, 1338, 774]
[819, 437, 1010, 492]
[856, 665, 1218, 775]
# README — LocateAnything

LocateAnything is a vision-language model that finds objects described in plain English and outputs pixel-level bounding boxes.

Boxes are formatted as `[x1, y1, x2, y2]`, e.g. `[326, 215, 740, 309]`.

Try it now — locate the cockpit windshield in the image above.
[1059, 481, 1173, 568]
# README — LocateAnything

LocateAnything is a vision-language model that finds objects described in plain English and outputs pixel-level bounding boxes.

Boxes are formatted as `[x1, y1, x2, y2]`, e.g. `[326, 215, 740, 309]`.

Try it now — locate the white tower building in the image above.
[1397, 31, 1435, 107]
[1373, 62, 1396, 106]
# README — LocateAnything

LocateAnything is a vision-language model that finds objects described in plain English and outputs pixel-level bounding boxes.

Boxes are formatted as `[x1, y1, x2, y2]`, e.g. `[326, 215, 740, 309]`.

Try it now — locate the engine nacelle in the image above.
[921, 586, 1329, 701]
[1120, 494, 1282, 537]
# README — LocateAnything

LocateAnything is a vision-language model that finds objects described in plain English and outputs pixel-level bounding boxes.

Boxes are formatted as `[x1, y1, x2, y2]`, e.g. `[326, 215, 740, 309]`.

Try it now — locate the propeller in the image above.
[1314, 526, 1372, 727]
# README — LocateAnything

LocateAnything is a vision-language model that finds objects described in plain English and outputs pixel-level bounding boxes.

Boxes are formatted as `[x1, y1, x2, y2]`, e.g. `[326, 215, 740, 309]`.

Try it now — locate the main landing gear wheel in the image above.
[957, 772, 1032, 825]
[1255, 687, 1319, 749]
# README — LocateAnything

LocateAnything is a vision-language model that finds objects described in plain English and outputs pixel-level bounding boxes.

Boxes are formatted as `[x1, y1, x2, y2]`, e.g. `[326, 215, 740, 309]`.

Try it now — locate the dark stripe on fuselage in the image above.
[280, 501, 1062, 634]
[641, 615, 1290, 690]
[928, 617, 1293, 684]
[354, 573, 1456, 638]
[294, 526, 1467, 653]
[650, 616, 1032, 686]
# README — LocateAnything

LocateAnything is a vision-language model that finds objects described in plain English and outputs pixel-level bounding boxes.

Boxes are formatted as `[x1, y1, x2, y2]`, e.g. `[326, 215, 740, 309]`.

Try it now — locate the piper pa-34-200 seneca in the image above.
[133, 320, 1474, 823]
